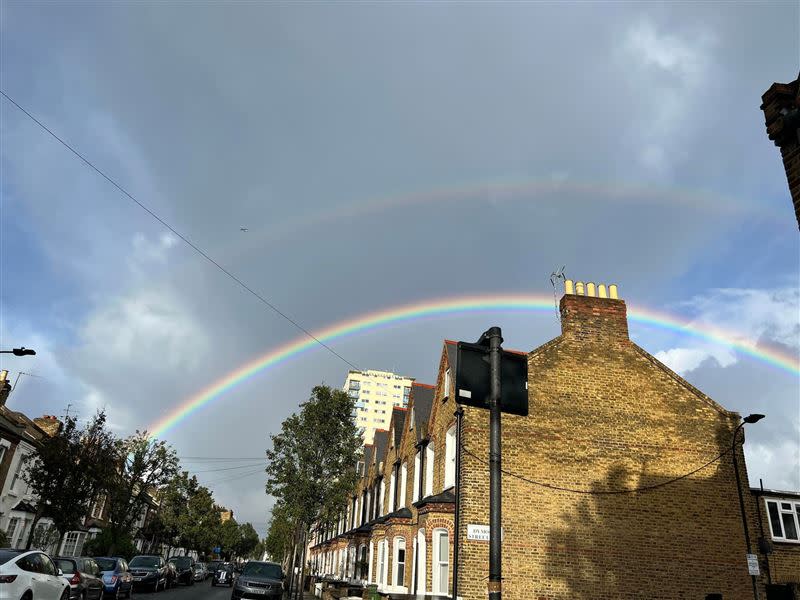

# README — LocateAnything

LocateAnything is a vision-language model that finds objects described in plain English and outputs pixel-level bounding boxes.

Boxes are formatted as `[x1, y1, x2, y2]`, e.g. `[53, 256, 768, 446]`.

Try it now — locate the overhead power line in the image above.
[178, 456, 265, 462]
[462, 445, 733, 495]
[0, 89, 359, 371]
[189, 463, 265, 474]
[204, 466, 266, 485]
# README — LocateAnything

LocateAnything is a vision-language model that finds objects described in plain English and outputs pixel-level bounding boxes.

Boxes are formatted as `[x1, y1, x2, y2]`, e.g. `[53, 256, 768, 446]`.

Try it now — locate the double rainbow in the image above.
[149, 294, 798, 438]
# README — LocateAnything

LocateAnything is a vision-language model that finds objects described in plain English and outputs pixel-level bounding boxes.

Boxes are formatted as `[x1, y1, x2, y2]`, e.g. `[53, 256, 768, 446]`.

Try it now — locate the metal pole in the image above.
[486, 326, 503, 600]
[732, 423, 759, 600]
[453, 407, 464, 600]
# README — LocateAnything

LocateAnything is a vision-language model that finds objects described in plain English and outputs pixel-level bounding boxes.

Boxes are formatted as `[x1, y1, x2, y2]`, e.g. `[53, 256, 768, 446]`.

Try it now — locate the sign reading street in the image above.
[467, 524, 505, 542]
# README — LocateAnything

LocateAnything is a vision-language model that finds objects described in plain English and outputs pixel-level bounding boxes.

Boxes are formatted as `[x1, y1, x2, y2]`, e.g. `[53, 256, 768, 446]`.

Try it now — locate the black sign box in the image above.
[455, 342, 529, 416]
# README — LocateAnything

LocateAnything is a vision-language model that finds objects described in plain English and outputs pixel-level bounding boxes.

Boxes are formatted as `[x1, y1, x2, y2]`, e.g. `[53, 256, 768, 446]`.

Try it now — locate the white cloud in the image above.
[654, 285, 799, 375]
[746, 417, 800, 491]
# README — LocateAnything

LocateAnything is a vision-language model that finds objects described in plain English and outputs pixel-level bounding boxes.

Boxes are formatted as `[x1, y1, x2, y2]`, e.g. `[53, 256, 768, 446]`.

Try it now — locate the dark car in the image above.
[128, 554, 168, 592]
[93, 556, 133, 599]
[54, 556, 104, 600]
[231, 561, 284, 600]
[211, 562, 234, 587]
[192, 561, 207, 582]
[168, 556, 195, 586]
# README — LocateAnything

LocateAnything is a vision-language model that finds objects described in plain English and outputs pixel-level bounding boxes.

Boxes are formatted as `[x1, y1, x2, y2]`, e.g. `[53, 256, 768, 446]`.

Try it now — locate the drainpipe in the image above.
[452, 407, 464, 600]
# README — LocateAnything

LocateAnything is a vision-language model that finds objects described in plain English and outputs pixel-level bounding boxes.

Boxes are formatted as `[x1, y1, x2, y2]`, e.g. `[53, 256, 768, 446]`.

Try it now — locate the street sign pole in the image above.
[486, 326, 503, 600]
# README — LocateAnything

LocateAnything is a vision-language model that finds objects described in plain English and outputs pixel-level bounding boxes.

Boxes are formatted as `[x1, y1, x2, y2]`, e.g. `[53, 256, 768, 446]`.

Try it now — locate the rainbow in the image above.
[149, 294, 799, 438]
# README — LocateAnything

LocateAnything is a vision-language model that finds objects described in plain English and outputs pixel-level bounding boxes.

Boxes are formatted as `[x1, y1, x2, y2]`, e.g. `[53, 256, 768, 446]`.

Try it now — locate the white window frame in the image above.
[358, 544, 368, 581]
[392, 536, 407, 591]
[378, 480, 385, 517]
[399, 463, 408, 509]
[432, 528, 449, 595]
[444, 369, 451, 399]
[388, 471, 396, 512]
[10, 453, 26, 493]
[412, 451, 421, 502]
[416, 529, 427, 594]
[378, 539, 388, 588]
[368, 541, 375, 583]
[6, 517, 19, 545]
[425, 445, 434, 497]
[764, 497, 800, 543]
[444, 425, 457, 490]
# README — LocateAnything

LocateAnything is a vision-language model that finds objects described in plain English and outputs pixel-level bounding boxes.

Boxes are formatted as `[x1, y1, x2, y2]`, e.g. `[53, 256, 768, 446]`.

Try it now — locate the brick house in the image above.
[750, 487, 800, 597]
[309, 282, 796, 599]
[761, 72, 800, 230]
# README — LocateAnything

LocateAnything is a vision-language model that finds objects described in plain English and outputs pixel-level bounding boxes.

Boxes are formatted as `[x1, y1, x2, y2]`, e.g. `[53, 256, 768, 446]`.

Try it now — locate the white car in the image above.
[0, 548, 69, 599]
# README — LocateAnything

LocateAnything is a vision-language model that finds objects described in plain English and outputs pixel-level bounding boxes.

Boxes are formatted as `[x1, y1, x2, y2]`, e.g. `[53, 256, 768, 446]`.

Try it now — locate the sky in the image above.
[1, 1, 798, 536]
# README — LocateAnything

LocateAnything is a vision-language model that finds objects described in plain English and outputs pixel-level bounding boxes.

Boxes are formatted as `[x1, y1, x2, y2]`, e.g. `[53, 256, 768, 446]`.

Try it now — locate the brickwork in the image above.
[458, 292, 761, 600]
[762, 73, 800, 229]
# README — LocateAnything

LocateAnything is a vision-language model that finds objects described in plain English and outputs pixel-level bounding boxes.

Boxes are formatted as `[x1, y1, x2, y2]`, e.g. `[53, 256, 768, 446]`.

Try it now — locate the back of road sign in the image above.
[455, 342, 529, 416]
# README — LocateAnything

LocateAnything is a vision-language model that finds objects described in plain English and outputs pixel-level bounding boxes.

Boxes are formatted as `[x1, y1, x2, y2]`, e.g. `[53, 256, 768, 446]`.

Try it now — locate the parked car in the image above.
[168, 555, 195, 586]
[0, 548, 70, 599]
[206, 560, 222, 575]
[93, 556, 133, 599]
[210, 562, 234, 587]
[231, 561, 284, 600]
[54, 557, 104, 600]
[192, 561, 207, 582]
[128, 554, 168, 592]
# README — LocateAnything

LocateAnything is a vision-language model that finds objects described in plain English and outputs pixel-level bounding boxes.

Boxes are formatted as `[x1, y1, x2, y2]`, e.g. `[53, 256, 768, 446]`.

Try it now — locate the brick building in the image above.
[309, 281, 797, 599]
[762, 72, 800, 229]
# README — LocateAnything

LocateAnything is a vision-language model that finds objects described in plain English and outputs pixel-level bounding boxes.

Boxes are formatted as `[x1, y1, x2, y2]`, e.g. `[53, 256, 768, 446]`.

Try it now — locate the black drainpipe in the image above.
[452, 407, 464, 600]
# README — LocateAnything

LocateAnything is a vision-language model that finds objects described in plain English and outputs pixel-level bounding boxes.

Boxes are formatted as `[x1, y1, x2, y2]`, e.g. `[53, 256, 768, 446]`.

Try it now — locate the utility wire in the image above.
[462, 444, 733, 495]
[204, 466, 266, 485]
[188, 463, 265, 474]
[178, 456, 265, 462]
[0, 90, 359, 371]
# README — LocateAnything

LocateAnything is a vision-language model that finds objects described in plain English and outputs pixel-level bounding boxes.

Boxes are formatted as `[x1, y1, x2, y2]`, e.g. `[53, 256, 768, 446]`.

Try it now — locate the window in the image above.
[388, 471, 396, 512]
[0, 445, 7, 466]
[62, 531, 81, 556]
[349, 381, 360, 391]
[765, 498, 800, 542]
[378, 539, 387, 587]
[368, 541, 375, 583]
[425, 445, 434, 497]
[409, 408, 414, 429]
[413, 451, 421, 502]
[444, 426, 457, 490]
[359, 545, 368, 580]
[348, 389, 359, 399]
[433, 529, 449, 595]
[10, 454, 26, 491]
[444, 369, 451, 399]
[6, 518, 19, 544]
[415, 529, 426, 594]
[393, 537, 406, 588]
[399, 463, 407, 509]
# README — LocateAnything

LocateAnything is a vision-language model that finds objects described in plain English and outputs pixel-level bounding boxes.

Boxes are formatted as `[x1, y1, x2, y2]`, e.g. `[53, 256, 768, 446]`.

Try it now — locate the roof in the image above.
[411, 384, 434, 436]
[363, 445, 374, 469]
[445, 340, 458, 375]
[413, 489, 455, 508]
[11, 501, 37, 514]
[391, 408, 406, 448]
[372, 431, 388, 466]
[751, 487, 800, 500]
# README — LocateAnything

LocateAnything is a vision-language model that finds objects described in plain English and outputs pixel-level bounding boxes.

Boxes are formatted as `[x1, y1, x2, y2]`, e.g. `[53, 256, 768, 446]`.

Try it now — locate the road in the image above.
[144, 580, 236, 599]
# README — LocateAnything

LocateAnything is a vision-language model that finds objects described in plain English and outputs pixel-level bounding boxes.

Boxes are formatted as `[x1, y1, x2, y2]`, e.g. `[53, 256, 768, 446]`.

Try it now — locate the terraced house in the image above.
[309, 281, 799, 599]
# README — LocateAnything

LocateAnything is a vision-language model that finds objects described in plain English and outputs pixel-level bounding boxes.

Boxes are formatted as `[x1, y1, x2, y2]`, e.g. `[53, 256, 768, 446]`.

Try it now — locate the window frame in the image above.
[393, 536, 406, 589]
[432, 528, 449, 595]
[412, 450, 421, 502]
[424, 445, 434, 497]
[444, 425, 457, 490]
[443, 369, 451, 400]
[764, 497, 800, 544]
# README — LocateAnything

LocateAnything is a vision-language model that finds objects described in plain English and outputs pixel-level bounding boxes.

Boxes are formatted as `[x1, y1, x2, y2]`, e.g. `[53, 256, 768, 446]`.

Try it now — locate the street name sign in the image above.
[467, 524, 505, 542]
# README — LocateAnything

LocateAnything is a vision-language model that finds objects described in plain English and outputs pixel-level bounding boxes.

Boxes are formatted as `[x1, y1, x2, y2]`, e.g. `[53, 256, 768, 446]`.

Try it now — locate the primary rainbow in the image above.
[149, 294, 799, 437]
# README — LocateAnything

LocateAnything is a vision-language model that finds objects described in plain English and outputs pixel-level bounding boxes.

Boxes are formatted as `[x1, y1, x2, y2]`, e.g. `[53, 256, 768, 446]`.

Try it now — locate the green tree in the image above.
[219, 518, 241, 560]
[104, 431, 179, 554]
[265, 385, 361, 587]
[23, 411, 118, 549]
[179, 482, 220, 556]
[265, 502, 294, 566]
[234, 522, 260, 559]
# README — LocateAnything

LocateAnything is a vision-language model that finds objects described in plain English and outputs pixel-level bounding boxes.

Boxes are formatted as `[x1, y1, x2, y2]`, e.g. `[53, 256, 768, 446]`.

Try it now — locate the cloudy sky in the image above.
[1, 1, 798, 535]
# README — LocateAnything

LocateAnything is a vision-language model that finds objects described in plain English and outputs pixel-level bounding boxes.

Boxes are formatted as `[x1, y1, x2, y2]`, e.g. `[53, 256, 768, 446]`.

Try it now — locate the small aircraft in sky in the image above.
[240, 227, 248, 232]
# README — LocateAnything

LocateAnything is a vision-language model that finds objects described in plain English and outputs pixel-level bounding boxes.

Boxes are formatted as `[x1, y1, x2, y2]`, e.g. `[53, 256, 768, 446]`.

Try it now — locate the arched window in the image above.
[392, 536, 407, 590]
[425, 445, 434, 497]
[413, 450, 421, 501]
[444, 425, 457, 489]
[432, 528, 449, 595]
[399, 463, 408, 508]
[415, 529, 426, 594]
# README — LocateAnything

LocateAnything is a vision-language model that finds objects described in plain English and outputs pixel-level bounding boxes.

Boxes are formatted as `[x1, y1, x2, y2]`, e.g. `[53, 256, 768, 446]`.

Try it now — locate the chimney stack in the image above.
[33, 415, 62, 437]
[560, 278, 629, 342]
[0, 371, 11, 407]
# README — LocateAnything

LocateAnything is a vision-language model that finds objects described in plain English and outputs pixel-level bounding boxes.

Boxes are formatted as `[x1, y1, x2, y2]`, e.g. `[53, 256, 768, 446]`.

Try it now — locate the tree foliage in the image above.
[265, 502, 295, 564]
[23, 411, 117, 547]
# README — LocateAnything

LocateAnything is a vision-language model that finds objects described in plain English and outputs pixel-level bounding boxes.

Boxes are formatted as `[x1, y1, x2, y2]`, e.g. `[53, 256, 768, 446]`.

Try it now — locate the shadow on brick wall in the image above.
[541, 417, 750, 599]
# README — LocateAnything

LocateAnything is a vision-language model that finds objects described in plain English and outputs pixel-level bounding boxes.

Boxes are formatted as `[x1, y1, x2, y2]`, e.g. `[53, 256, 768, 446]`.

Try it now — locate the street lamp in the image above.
[732, 413, 765, 600]
[0, 347, 36, 356]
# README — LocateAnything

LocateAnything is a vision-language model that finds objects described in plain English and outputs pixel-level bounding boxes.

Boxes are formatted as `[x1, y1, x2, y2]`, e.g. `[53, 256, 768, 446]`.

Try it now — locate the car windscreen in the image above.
[95, 558, 117, 571]
[129, 556, 160, 568]
[241, 562, 282, 579]
[0, 550, 22, 565]
[55, 559, 76, 574]
[171, 557, 192, 569]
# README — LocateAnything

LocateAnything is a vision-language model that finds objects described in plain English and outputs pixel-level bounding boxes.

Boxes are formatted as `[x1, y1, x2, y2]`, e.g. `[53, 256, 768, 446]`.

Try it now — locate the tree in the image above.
[23, 411, 118, 549]
[234, 522, 260, 559]
[219, 518, 241, 560]
[265, 385, 362, 590]
[178, 481, 220, 557]
[104, 431, 179, 554]
[265, 502, 294, 566]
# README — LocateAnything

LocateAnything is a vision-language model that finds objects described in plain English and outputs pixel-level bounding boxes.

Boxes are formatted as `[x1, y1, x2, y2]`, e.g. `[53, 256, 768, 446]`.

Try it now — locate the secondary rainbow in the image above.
[149, 294, 799, 437]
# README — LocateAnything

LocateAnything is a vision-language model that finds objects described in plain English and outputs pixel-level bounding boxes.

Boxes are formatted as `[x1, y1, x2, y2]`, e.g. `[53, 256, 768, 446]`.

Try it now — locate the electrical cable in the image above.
[204, 466, 266, 485]
[0, 89, 359, 371]
[178, 456, 265, 462]
[462, 444, 733, 495]
[186, 463, 266, 474]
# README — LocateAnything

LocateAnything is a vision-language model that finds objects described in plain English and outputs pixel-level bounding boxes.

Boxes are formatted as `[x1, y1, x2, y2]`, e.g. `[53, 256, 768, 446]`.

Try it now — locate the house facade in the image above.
[309, 281, 798, 599]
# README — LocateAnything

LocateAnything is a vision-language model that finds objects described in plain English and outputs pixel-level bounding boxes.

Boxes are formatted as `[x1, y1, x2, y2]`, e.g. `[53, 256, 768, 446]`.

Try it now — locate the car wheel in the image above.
[153, 579, 159, 593]
[20, 592, 32, 600]
[61, 589, 70, 600]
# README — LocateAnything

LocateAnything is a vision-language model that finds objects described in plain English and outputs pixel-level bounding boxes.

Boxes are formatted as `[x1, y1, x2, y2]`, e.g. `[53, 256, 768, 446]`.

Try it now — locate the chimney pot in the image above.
[575, 281, 585, 295]
[586, 282, 596, 297]
[609, 284, 619, 299]
[598, 284, 608, 298]
[0, 370, 7, 382]
[564, 279, 574, 295]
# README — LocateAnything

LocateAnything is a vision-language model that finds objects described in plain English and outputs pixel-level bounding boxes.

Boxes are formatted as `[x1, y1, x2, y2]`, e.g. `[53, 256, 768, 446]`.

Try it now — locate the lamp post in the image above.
[732, 413, 765, 600]
[0, 347, 36, 356]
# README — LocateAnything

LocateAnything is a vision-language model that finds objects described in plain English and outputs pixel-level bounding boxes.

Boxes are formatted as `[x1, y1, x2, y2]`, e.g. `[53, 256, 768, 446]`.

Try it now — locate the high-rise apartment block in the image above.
[343, 369, 414, 445]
